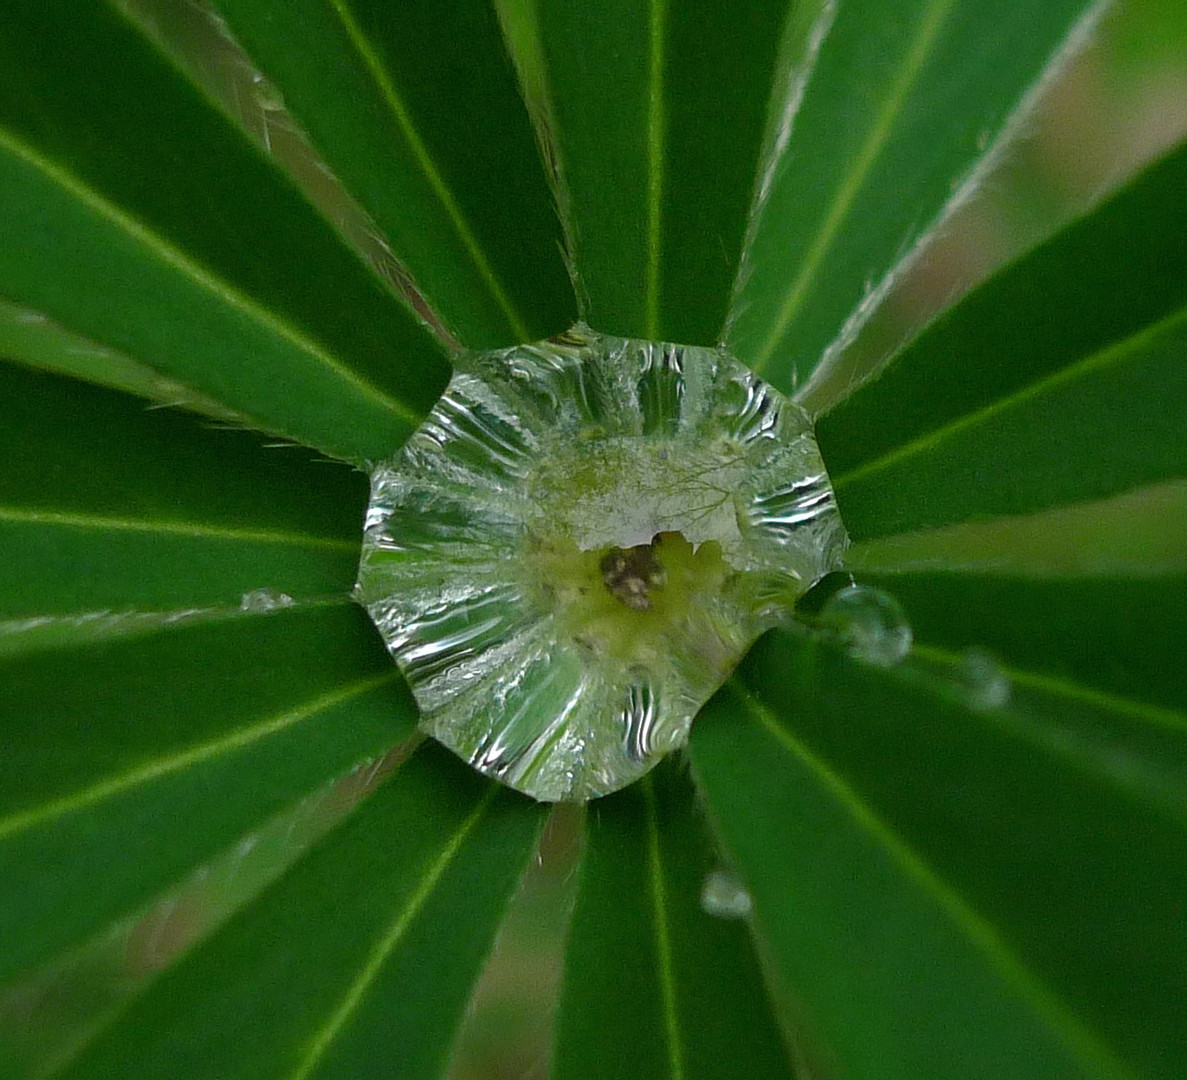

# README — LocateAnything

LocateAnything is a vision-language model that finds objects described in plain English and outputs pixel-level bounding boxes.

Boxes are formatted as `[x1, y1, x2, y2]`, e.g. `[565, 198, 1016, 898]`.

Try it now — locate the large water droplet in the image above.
[818, 584, 912, 667]
[700, 868, 753, 920]
[953, 646, 1011, 710]
[355, 325, 848, 800]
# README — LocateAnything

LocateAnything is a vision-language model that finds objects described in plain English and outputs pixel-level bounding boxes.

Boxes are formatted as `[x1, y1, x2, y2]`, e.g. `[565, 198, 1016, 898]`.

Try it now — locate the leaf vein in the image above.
[751, 0, 955, 373]
[832, 304, 1187, 490]
[324, 0, 531, 343]
[0, 123, 418, 426]
[0, 505, 359, 552]
[910, 642, 1187, 733]
[643, 775, 685, 1080]
[645, 0, 667, 339]
[288, 781, 498, 1080]
[0, 672, 400, 842]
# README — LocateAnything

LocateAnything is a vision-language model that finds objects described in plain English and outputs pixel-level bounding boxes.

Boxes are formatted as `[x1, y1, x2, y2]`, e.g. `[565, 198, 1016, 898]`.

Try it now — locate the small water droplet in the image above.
[819, 584, 911, 666]
[700, 868, 753, 920]
[239, 589, 295, 613]
[953, 646, 1010, 710]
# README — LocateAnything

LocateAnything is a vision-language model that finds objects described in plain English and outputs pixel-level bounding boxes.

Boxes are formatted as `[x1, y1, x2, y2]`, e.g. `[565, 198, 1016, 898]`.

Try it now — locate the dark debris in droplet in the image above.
[599, 538, 667, 611]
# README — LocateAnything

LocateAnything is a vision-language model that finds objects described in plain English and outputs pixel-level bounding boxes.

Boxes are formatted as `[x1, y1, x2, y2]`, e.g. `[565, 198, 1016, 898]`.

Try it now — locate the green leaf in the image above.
[553, 758, 793, 1080]
[532, 0, 791, 343]
[843, 480, 1187, 577]
[0, 2, 449, 463]
[818, 139, 1187, 539]
[57, 744, 546, 1080]
[0, 299, 242, 421]
[0, 601, 412, 983]
[0, 363, 366, 618]
[728, 0, 1101, 394]
[691, 630, 1187, 1080]
[853, 570, 1187, 715]
[208, 0, 574, 348]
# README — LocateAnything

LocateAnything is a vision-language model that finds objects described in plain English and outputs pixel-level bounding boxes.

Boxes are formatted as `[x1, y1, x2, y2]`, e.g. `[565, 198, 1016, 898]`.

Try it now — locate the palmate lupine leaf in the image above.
[0, 602, 413, 984]
[727, 0, 1103, 397]
[1, 1, 1183, 1078]
[819, 139, 1187, 539]
[0, 363, 365, 617]
[0, 1, 449, 463]
[553, 759, 793, 1080]
[207, 0, 575, 348]
[55, 745, 547, 1080]
[692, 628, 1187, 1080]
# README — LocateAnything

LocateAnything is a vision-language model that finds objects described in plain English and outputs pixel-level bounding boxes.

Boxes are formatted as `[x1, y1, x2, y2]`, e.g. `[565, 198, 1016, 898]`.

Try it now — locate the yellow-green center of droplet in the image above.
[524, 531, 733, 672]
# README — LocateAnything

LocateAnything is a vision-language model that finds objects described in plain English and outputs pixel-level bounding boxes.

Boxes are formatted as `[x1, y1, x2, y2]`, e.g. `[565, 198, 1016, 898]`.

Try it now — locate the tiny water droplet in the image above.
[700, 868, 753, 920]
[954, 646, 1011, 710]
[235, 835, 258, 858]
[250, 70, 285, 112]
[819, 584, 911, 666]
[239, 589, 295, 613]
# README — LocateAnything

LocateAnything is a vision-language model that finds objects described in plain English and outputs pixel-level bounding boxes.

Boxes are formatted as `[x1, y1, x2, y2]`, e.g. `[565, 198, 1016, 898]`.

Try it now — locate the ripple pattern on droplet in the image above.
[413, 383, 535, 482]
[637, 343, 685, 435]
[748, 473, 837, 535]
[621, 680, 661, 763]
[380, 584, 531, 685]
[356, 324, 849, 801]
[718, 373, 782, 444]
